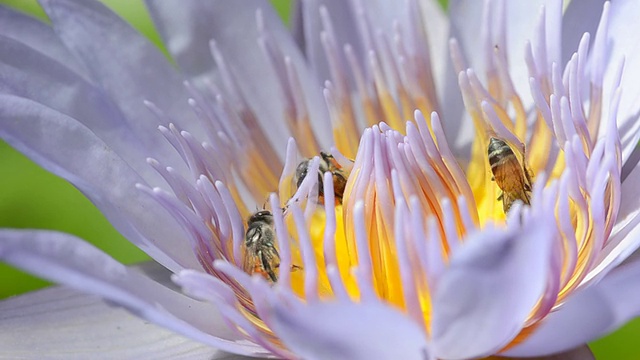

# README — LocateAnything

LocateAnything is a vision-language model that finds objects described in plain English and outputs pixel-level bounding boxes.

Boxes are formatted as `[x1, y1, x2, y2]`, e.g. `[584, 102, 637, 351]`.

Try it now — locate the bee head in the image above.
[487, 137, 505, 155]
[294, 157, 325, 197]
[294, 160, 310, 189]
[318, 152, 333, 173]
[249, 210, 274, 225]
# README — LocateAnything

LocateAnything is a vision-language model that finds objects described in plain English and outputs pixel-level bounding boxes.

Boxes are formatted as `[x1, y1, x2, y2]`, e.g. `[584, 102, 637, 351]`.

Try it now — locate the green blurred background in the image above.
[0, 1, 638, 358]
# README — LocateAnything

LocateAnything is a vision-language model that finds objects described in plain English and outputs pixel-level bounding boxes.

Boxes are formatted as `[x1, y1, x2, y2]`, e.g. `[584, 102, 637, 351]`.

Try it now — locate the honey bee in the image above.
[243, 210, 281, 283]
[243, 210, 301, 283]
[294, 151, 349, 204]
[488, 137, 533, 214]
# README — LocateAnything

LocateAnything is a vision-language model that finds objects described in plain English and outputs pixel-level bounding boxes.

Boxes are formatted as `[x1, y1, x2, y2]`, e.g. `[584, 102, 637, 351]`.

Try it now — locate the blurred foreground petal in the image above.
[0, 230, 268, 356]
[505, 253, 640, 357]
[266, 299, 430, 360]
[432, 218, 554, 359]
[0, 263, 252, 360]
[499, 345, 594, 360]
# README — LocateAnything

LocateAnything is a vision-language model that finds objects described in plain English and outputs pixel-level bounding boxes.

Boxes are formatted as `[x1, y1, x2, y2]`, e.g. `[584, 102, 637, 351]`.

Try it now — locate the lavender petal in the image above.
[501, 345, 595, 360]
[561, 0, 606, 65]
[431, 217, 554, 359]
[0, 5, 88, 79]
[505, 253, 640, 356]
[292, 0, 362, 85]
[145, 0, 331, 151]
[0, 95, 201, 272]
[0, 274, 253, 359]
[588, 156, 640, 282]
[602, 0, 640, 159]
[39, 0, 203, 176]
[450, 0, 545, 101]
[0, 35, 163, 186]
[0, 230, 269, 357]
[267, 299, 431, 360]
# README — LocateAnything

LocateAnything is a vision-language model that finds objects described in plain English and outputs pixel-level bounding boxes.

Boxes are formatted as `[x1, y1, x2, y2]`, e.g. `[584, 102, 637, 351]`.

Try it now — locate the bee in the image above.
[243, 210, 281, 283]
[488, 137, 533, 214]
[294, 151, 349, 204]
[243, 210, 301, 283]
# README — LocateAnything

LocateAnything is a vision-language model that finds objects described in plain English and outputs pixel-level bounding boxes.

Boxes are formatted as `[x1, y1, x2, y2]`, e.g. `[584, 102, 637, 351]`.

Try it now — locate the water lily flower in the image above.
[2, 0, 640, 359]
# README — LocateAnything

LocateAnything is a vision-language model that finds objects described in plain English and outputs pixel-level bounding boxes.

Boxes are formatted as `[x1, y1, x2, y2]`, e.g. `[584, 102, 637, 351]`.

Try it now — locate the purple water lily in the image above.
[1, 0, 640, 359]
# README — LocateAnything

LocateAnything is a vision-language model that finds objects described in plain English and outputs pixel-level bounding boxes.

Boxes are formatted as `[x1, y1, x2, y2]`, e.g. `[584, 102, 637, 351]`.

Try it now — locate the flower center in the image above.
[142, 1, 622, 356]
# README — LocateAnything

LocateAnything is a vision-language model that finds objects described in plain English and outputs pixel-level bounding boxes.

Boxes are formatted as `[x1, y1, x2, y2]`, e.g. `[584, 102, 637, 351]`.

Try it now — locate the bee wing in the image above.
[260, 245, 282, 283]
[243, 226, 262, 271]
[520, 183, 532, 203]
[242, 248, 260, 274]
[514, 172, 532, 204]
[260, 244, 280, 268]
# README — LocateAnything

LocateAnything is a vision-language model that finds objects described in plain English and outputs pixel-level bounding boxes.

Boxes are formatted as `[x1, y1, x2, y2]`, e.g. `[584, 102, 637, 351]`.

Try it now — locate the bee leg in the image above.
[260, 265, 277, 282]
[503, 200, 511, 214]
[259, 250, 279, 283]
[524, 167, 534, 186]
[521, 142, 534, 184]
[290, 264, 303, 272]
[497, 192, 504, 201]
[521, 184, 532, 204]
[320, 151, 334, 164]
[266, 270, 278, 283]
[274, 263, 303, 272]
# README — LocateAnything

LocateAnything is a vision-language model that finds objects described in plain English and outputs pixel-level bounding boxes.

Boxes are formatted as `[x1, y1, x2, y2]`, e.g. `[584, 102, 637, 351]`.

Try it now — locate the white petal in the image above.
[267, 299, 430, 360]
[431, 220, 554, 359]
[505, 254, 640, 356]
[0, 230, 270, 357]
